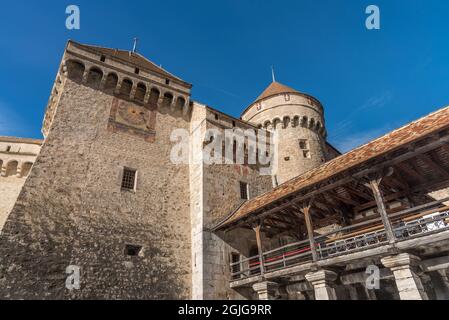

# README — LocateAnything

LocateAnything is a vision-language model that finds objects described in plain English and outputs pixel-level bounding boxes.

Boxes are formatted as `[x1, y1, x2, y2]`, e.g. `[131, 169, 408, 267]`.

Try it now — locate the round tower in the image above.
[242, 81, 327, 185]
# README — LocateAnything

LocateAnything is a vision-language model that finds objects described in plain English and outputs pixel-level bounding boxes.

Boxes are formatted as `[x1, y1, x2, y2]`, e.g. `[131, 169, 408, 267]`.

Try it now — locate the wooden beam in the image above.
[388, 170, 410, 191]
[366, 175, 396, 243]
[252, 224, 265, 275]
[327, 190, 360, 206]
[299, 200, 318, 262]
[354, 191, 407, 213]
[397, 162, 425, 183]
[344, 185, 373, 201]
[425, 152, 449, 179]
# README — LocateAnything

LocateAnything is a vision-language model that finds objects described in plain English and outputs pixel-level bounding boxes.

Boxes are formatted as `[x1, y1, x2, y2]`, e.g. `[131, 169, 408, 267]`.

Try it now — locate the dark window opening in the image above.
[232, 121, 236, 127]
[165, 79, 170, 85]
[231, 253, 241, 280]
[215, 114, 219, 120]
[284, 156, 290, 161]
[121, 168, 137, 191]
[125, 244, 142, 257]
[240, 181, 249, 200]
[299, 139, 308, 150]
[6, 146, 11, 152]
[86, 67, 103, 89]
[100, 55, 106, 62]
[149, 88, 160, 105]
[120, 79, 133, 96]
[135, 83, 147, 102]
[104, 73, 118, 93]
[134, 68, 140, 74]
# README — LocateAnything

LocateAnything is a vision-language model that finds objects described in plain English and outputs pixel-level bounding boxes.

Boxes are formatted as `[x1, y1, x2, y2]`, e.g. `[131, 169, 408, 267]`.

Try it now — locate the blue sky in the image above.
[0, 0, 448, 152]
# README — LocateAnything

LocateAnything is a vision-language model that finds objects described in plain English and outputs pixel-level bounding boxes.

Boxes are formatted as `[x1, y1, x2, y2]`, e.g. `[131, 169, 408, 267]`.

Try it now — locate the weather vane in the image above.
[132, 37, 138, 53]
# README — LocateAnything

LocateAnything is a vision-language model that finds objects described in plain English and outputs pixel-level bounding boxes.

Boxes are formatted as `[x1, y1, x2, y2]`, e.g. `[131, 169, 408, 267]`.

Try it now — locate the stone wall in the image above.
[0, 75, 192, 299]
[201, 109, 273, 299]
[0, 138, 41, 231]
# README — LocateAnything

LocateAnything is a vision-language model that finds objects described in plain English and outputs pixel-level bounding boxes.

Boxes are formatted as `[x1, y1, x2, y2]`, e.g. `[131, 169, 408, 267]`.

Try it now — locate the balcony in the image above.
[230, 202, 449, 282]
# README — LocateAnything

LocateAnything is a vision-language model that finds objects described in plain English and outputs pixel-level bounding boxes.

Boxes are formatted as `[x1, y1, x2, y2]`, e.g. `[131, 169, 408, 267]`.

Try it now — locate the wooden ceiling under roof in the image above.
[214, 106, 449, 238]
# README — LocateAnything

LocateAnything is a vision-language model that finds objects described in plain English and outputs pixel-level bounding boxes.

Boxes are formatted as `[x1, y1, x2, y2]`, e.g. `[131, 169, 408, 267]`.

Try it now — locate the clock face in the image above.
[108, 98, 157, 143]
[118, 104, 146, 126]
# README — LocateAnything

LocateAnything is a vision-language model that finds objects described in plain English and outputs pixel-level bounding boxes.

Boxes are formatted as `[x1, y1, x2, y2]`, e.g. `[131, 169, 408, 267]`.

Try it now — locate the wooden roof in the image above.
[215, 105, 449, 230]
[254, 81, 300, 102]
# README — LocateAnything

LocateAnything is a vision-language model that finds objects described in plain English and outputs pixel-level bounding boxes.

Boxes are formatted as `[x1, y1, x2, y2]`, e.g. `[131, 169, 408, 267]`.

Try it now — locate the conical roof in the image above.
[254, 81, 300, 102]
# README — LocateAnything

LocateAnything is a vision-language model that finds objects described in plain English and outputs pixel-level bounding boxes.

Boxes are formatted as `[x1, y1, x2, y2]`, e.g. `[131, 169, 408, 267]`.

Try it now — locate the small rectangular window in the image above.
[125, 244, 142, 257]
[303, 150, 311, 158]
[134, 68, 140, 74]
[121, 168, 137, 191]
[240, 181, 249, 200]
[165, 79, 170, 85]
[6, 146, 11, 152]
[100, 55, 106, 62]
[299, 139, 309, 150]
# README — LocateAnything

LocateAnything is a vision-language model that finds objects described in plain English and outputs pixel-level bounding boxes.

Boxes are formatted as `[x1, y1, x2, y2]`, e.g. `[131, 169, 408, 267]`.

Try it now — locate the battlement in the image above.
[260, 114, 327, 138]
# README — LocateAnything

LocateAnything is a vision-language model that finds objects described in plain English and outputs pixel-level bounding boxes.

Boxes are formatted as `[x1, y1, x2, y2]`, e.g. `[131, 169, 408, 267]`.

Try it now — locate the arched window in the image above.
[273, 118, 281, 129]
[5, 160, 18, 177]
[176, 97, 186, 108]
[293, 116, 300, 127]
[21, 162, 33, 177]
[263, 121, 271, 129]
[149, 88, 160, 106]
[104, 73, 118, 93]
[86, 67, 103, 89]
[120, 79, 133, 96]
[66, 60, 85, 82]
[301, 116, 308, 127]
[309, 118, 315, 129]
[283, 116, 290, 129]
[135, 83, 147, 102]
[163, 92, 173, 107]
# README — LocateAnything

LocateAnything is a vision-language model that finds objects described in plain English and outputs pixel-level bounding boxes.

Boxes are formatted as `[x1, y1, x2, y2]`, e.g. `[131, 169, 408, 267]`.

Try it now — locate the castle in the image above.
[1, 41, 449, 300]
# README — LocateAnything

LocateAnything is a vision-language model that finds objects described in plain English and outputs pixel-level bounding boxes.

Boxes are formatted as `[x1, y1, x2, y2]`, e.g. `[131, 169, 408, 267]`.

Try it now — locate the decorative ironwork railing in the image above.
[230, 199, 449, 281]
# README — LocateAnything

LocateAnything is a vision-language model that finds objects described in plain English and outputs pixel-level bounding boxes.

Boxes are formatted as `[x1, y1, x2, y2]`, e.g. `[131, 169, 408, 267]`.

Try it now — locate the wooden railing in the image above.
[230, 198, 449, 281]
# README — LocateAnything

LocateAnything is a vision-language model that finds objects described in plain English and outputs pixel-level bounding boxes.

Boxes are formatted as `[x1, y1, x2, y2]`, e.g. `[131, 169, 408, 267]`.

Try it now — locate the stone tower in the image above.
[0, 41, 195, 299]
[241, 81, 327, 185]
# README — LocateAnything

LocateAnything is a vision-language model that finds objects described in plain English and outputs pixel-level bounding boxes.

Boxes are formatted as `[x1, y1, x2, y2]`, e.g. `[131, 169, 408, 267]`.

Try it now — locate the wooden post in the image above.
[301, 200, 318, 262]
[253, 224, 265, 275]
[366, 172, 396, 243]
